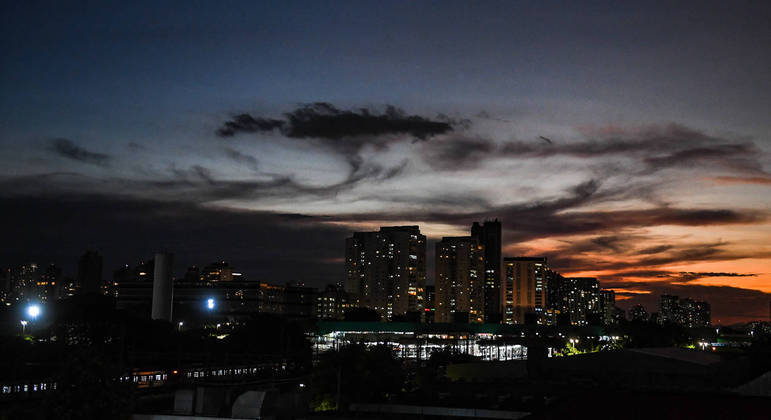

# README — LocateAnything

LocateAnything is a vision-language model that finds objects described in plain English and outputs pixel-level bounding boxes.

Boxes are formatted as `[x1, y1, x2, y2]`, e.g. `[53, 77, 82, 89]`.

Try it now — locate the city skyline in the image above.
[0, 221, 750, 327]
[1, 1, 770, 324]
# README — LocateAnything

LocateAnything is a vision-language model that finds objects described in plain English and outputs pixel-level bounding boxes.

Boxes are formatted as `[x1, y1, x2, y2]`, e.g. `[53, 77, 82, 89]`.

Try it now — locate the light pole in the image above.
[27, 304, 40, 319]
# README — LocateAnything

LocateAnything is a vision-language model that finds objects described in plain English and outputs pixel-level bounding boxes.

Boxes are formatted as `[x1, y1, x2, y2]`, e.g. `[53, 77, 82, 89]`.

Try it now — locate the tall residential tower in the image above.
[471, 220, 502, 323]
[502, 257, 548, 324]
[435, 236, 485, 323]
[345, 226, 426, 320]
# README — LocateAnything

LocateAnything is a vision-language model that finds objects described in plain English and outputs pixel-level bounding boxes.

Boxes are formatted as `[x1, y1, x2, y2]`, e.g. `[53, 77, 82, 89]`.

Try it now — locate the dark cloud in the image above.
[217, 102, 454, 143]
[641, 143, 761, 174]
[711, 176, 771, 185]
[422, 124, 767, 177]
[283, 103, 454, 140]
[217, 103, 454, 183]
[422, 136, 496, 169]
[0, 194, 351, 287]
[50, 138, 111, 167]
[565, 235, 633, 254]
[145, 158, 408, 202]
[223, 147, 260, 172]
[604, 270, 757, 282]
[550, 241, 744, 273]
[216, 114, 285, 137]
[637, 244, 675, 255]
[677, 271, 758, 279]
[327, 177, 765, 247]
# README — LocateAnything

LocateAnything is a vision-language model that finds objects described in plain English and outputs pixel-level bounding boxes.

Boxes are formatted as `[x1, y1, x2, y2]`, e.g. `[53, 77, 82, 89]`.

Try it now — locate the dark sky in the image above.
[1, 1, 770, 323]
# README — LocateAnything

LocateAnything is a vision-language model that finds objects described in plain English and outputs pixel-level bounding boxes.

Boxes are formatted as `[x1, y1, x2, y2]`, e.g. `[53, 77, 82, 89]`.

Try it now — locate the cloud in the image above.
[50, 138, 111, 167]
[0, 194, 352, 287]
[147, 158, 409, 202]
[604, 270, 757, 282]
[217, 102, 454, 143]
[421, 123, 767, 176]
[597, 280, 771, 324]
[217, 103, 455, 184]
[216, 114, 285, 137]
[710, 176, 771, 185]
[282, 103, 454, 140]
[421, 136, 495, 169]
[637, 245, 675, 255]
[549, 239, 769, 274]
[326, 177, 765, 247]
[223, 147, 260, 172]
[641, 143, 761, 174]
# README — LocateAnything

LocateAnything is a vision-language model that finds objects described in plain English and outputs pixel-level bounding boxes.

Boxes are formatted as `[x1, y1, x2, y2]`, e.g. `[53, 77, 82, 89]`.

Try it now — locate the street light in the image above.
[20, 320, 28, 335]
[206, 298, 215, 310]
[178, 321, 184, 331]
[27, 304, 40, 319]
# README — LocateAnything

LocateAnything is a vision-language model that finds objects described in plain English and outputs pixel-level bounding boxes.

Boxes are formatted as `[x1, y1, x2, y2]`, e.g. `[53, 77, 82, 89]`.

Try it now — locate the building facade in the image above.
[658, 294, 711, 328]
[344, 226, 426, 320]
[502, 257, 548, 324]
[435, 236, 485, 323]
[471, 220, 502, 323]
[77, 251, 104, 294]
[316, 284, 353, 320]
[548, 277, 600, 326]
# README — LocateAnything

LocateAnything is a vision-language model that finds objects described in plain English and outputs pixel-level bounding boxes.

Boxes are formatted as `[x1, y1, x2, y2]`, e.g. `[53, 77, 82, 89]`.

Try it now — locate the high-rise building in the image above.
[6, 263, 40, 303]
[201, 261, 233, 283]
[344, 226, 426, 320]
[502, 257, 548, 324]
[77, 251, 103, 294]
[548, 276, 600, 325]
[678, 298, 711, 328]
[629, 304, 649, 322]
[284, 284, 317, 318]
[599, 289, 618, 325]
[39, 264, 61, 301]
[425, 285, 436, 323]
[316, 284, 353, 320]
[258, 283, 285, 314]
[471, 220, 502, 323]
[183, 266, 200, 282]
[435, 236, 485, 323]
[659, 294, 679, 324]
[658, 294, 710, 327]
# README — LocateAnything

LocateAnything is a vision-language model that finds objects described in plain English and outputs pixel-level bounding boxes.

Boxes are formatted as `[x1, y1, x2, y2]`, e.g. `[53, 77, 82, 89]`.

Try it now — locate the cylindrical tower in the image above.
[151, 252, 174, 322]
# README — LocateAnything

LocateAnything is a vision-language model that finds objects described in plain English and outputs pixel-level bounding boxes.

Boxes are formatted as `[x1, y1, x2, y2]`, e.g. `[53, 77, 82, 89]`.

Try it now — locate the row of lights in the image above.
[19, 297, 221, 336]
[19, 297, 218, 335]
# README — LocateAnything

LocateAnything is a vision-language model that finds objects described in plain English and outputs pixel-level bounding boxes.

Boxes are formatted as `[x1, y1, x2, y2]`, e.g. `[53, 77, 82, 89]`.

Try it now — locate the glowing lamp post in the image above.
[27, 304, 40, 319]
[20, 320, 28, 335]
[206, 298, 215, 310]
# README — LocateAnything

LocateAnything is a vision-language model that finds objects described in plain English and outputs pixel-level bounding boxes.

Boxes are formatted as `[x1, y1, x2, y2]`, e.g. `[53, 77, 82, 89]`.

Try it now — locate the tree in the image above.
[45, 347, 135, 420]
[310, 344, 405, 410]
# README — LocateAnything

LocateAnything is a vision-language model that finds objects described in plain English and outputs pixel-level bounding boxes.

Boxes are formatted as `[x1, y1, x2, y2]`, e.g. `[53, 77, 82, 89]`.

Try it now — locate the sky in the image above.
[1, 1, 769, 324]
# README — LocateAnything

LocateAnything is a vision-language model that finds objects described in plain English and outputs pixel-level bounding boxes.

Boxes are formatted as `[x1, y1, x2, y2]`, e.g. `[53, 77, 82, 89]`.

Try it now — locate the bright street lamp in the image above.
[206, 298, 215, 310]
[27, 304, 40, 319]
[20, 320, 28, 335]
